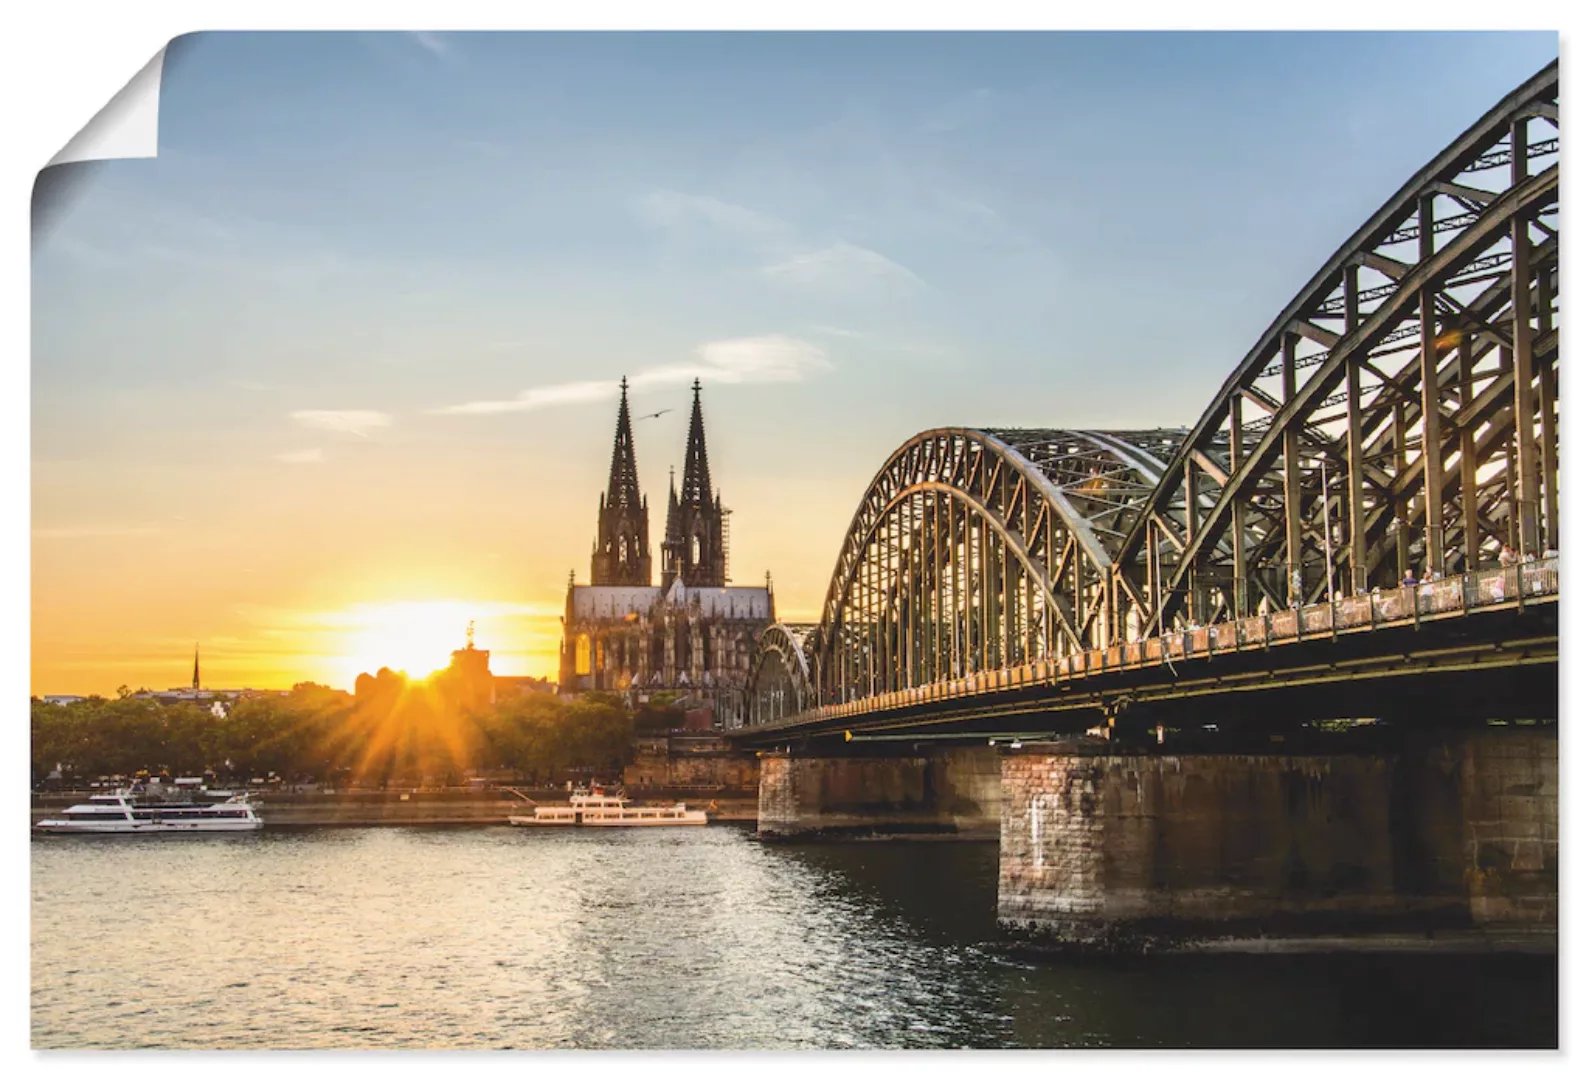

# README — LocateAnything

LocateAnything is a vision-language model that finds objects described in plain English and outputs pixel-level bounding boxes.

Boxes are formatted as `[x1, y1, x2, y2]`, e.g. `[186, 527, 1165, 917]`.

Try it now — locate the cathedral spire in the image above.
[605, 376, 642, 512]
[665, 466, 681, 543]
[679, 379, 713, 507]
[590, 377, 652, 586]
[661, 379, 727, 589]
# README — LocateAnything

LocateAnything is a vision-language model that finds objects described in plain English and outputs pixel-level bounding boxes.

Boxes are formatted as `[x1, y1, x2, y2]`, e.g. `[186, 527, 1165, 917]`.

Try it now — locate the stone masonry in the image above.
[757, 746, 1001, 839]
[998, 726, 1556, 952]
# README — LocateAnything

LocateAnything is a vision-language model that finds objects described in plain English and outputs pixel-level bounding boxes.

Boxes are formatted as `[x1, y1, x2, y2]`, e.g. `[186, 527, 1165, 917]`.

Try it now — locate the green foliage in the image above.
[31, 683, 640, 787]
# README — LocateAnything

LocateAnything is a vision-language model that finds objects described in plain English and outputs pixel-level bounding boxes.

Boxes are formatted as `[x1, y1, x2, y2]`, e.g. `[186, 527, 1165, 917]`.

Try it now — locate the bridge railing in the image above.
[753, 557, 1557, 728]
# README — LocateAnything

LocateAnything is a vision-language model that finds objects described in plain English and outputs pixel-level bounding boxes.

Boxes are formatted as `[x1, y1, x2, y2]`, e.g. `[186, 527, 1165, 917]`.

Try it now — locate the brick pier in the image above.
[997, 726, 1556, 952]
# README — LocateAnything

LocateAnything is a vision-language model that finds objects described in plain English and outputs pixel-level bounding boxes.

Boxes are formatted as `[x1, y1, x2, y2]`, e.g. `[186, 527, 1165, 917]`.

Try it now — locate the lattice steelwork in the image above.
[748, 623, 815, 725]
[745, 60, 1560, 726]
[1111, 62, 1558, 635]
[799, 428, 1182, 706]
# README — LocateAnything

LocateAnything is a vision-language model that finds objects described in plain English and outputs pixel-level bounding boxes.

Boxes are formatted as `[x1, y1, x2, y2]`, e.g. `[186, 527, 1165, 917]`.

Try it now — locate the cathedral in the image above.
[559, 377, 774, 727]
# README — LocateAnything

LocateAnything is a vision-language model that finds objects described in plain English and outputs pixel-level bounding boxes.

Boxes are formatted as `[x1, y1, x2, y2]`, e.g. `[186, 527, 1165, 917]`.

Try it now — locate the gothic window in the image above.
[575, 634, 592, 676]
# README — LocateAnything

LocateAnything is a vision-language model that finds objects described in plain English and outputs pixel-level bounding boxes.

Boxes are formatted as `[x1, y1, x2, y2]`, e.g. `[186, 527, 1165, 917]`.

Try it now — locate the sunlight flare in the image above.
[337, 600, 482, 684]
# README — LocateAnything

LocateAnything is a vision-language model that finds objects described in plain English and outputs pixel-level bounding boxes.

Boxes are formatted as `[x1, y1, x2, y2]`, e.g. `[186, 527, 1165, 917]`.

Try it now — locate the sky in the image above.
[30, 30, 1559, 694]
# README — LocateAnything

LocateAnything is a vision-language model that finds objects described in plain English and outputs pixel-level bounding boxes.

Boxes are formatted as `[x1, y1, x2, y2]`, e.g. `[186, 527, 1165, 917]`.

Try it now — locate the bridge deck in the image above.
[741, 557, 1557, 738]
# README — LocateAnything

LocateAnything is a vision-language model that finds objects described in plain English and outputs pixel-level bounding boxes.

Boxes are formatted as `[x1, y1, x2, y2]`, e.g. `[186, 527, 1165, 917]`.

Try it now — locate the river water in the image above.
[31, 825, 1554, 1049]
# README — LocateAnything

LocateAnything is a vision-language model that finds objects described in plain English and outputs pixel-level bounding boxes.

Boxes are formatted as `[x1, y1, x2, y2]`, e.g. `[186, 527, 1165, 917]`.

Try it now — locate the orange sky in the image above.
[30, 426, 862, 695]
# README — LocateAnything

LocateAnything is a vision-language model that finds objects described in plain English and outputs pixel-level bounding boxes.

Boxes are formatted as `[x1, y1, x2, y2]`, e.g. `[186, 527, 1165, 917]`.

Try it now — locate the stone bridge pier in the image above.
[997, 725, 1557, 953]
[756, 745, 1002, 840]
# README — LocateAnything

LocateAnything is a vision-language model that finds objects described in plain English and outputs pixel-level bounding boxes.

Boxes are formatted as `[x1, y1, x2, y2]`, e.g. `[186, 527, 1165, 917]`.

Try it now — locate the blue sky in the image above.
[30, 31, 1559, 690]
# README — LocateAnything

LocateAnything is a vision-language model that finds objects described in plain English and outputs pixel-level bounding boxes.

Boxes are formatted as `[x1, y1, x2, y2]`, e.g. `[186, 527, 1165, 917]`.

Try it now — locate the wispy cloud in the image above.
[409, 32, 454, 60]
[762, 242, 926, 290]
[434, 335, 830, 416]
[275, 447, 325, 465]
[679, 335, 831, 383]
[289, 410, 393, 438]
[634, 190, 792, 245]
[435, 379, 615, 417]
[634, 188, 925, 293]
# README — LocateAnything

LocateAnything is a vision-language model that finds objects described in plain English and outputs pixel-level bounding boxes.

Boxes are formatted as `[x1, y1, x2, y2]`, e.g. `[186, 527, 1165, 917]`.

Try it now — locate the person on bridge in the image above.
[1402, 569, 1418, 588]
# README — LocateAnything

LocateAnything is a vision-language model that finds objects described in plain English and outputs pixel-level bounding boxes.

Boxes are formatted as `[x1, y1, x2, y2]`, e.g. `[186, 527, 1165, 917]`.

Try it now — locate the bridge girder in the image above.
[1113, 62, 1559, 634]
[748, 622, 814, 726]
[796, 427, 1182, 707]
[744, 60, 1560, 731]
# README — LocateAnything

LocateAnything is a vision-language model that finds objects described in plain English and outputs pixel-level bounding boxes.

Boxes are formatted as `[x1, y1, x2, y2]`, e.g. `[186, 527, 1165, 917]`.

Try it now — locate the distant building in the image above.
[560, 378, 775, 726]
[422, 625, 553, 713]
[440, 624, 497, 713]
[495, 674, 555, 699]
[124, 645, 280, 709]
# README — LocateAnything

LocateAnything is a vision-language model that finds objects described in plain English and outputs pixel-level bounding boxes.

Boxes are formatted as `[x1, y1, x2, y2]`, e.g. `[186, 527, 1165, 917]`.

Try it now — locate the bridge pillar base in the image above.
[756, 747, 1000, 840]
[997, 727, 1556, 953]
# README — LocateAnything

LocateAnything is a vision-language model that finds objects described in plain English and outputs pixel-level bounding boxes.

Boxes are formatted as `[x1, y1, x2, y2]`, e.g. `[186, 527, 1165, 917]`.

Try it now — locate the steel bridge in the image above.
[737, 62, 1559, 746]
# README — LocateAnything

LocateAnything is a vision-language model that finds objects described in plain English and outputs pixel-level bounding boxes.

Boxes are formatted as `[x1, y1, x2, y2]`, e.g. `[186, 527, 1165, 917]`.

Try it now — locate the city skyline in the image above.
[31, 30, 1558, 694]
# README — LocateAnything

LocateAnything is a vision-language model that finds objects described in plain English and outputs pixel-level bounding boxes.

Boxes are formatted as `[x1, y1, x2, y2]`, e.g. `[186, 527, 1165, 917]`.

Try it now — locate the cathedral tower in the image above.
[661, 380, 727, 589]
[590, 377, 652, 586]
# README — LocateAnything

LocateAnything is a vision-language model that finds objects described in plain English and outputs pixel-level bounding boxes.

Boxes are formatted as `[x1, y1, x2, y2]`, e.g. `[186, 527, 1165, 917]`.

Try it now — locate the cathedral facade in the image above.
[559, 378, 774, 728]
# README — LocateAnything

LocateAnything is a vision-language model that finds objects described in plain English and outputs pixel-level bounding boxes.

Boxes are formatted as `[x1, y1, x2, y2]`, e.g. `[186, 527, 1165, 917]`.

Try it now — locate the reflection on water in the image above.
[32, 826, 1554, 1049]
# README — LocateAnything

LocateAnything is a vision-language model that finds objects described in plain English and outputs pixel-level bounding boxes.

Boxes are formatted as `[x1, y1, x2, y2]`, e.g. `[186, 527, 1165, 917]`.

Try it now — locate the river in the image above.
[31, 825, 1555, 1049]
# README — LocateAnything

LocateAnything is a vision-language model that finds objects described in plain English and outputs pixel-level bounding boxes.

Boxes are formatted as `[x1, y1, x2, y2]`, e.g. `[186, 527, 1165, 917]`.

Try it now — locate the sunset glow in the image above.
[335, 601, 481, 687]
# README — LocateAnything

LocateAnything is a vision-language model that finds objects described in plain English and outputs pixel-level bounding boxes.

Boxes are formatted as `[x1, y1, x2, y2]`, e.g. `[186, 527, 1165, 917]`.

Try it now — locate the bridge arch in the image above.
[1114, 61, 1559, 632]
[742, 60, 1560, 732]
[746, 623, 814, 727]
[804, 428, 1182, 705]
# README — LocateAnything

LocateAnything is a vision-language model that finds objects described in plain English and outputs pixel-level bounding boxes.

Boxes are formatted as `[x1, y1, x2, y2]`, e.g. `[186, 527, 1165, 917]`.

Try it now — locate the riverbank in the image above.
[30, 790, 760, 828]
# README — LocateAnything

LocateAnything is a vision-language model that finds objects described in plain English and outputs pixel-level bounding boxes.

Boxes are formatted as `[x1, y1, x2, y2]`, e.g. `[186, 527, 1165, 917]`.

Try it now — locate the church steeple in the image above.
[605, 376, 642, 513]
[192, 644, 200, 691]
[680, 379, 713, 507]
[662, 379, 727, 589]
[590, 377, 652, 586]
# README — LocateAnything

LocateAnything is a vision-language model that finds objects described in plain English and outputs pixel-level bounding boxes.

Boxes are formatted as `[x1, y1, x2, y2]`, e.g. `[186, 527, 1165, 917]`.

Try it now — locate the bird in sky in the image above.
[637, 408, 673, 421]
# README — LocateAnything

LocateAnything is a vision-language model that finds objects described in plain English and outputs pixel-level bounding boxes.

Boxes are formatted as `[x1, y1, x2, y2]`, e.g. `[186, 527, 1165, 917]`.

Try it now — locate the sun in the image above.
[338, 601, 477, 687]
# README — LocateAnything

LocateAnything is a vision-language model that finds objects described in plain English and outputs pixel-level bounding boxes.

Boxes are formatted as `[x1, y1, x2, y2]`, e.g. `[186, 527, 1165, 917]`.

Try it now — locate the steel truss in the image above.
[747, 60, 1560, 723]
[787, 428, 1185, 706]
[1113, 63, 1559, 635]
[749, 622, 814, 725]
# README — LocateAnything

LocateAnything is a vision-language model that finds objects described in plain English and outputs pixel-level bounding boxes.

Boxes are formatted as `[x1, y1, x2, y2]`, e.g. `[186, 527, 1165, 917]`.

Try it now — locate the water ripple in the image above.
[32, 826, 1554, 1049]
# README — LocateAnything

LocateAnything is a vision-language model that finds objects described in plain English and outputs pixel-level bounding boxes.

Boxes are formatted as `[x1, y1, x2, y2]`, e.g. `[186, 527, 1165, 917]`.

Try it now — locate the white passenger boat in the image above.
[34, 790, 264, 834]
[509, 788, 707, 827]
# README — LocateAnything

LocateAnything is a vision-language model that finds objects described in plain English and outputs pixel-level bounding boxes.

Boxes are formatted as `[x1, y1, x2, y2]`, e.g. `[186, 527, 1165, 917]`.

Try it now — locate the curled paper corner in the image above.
[47, 45, 167, 167]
